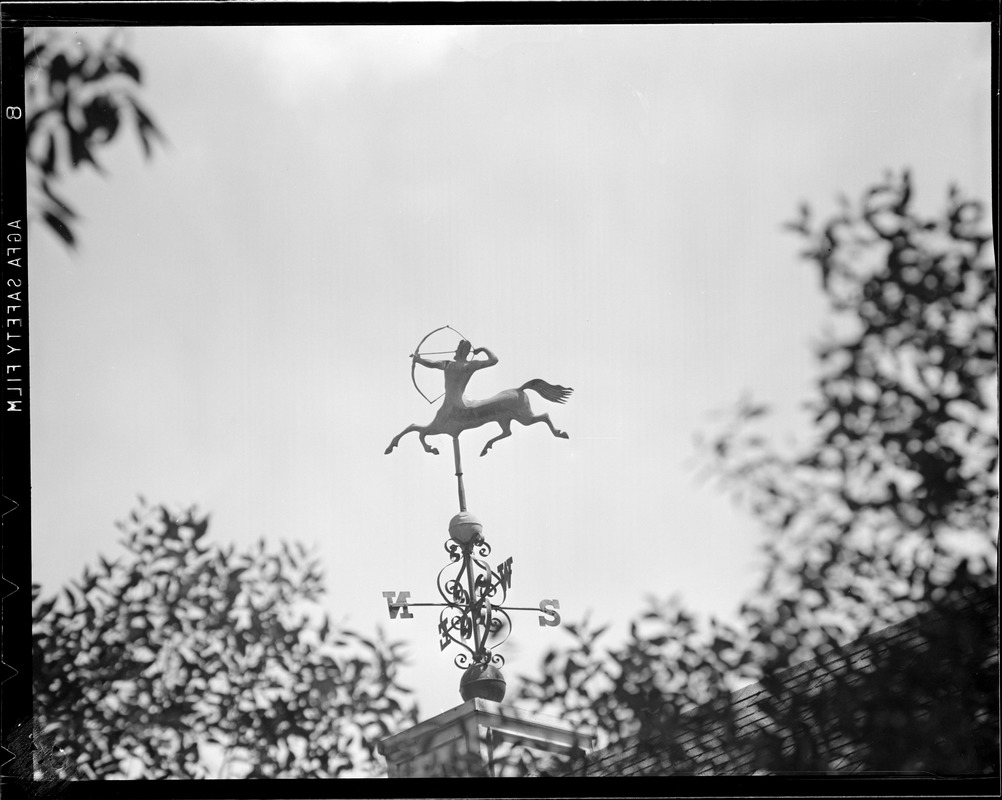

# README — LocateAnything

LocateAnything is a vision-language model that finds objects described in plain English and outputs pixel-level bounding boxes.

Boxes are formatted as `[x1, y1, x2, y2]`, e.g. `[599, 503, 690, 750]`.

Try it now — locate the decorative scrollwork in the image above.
[439, 609, 475, 657]
[484, 606, 512, 650]
[437, 562, 465, 606]
[445, 578, 467, 605]
[487, 608, 506, 637]
[473, 571, 491, 595]
[471, 559, 509, 607]
[444, 540, 463, 562]
[434, 532, 520, 670]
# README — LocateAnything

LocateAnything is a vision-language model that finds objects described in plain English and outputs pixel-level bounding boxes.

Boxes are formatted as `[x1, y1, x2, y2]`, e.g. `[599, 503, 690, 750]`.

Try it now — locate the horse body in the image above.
[385, 379, 573, 457]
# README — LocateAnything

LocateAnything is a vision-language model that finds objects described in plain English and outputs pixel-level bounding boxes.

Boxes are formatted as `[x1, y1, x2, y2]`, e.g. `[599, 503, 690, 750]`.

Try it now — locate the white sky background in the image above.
[28, 23, 993, 720]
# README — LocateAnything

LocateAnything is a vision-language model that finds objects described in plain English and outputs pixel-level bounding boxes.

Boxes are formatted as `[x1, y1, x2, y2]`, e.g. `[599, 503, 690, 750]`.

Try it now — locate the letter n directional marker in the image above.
[383, 590, 413, 619]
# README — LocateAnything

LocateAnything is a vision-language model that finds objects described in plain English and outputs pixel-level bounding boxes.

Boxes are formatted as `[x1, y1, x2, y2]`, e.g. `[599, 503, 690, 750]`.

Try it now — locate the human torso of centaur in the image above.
[433, 359, 529, 433]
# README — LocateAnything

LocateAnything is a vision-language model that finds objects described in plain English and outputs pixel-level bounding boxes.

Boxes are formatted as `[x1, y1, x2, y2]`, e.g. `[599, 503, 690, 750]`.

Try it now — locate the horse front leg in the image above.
[418, 431, 440, 455]
[385, 424, 436, 455]
[480, 420, 512, 457]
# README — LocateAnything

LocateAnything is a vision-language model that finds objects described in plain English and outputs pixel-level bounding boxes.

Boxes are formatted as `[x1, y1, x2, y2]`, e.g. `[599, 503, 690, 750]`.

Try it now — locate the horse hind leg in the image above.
[480, 420, 513, 457]
[525, 412, 569, 440]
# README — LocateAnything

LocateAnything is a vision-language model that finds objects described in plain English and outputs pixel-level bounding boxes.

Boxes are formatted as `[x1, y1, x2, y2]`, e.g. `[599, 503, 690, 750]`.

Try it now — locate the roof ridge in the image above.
[561, 583, 998, 776]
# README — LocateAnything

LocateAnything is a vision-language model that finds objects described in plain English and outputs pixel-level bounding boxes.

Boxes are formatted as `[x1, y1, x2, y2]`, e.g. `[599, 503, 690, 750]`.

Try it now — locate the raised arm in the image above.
[469, 347, 499, 371]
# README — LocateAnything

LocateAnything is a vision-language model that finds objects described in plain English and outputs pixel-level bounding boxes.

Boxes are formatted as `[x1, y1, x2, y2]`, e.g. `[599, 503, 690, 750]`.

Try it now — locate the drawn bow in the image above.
[410, 324, 469, 405]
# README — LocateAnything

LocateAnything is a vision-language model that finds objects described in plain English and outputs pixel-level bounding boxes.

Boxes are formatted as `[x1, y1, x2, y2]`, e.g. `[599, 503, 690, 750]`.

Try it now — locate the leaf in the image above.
[48, 54, 71, 86]
[42, 211, 75, 246]
[24, 109, 53, 150]
[89, 61, 112, 81]
[37, 177, 72, 216]
[116, 54, 142, 82]
[130, 99, 163, 158]
[281, 540, 296, 568]
[82, 96, 120, 142]
[68, 130, 101, 171]
[40, 132, 57, 176]
[191, 516, 209, 542]
[24, 42, 47, 67]
[34, 597, 57, 621]
[228, 566, 249, 584]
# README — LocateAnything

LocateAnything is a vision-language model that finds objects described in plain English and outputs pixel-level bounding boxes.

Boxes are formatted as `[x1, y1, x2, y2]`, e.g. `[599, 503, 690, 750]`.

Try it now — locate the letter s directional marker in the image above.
[538, 599, 561, 628]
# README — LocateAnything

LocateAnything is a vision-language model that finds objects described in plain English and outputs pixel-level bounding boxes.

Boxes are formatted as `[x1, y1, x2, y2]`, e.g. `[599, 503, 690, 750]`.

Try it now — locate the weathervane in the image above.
[383, 326, 572, 701]
[385, 325, 572, 460]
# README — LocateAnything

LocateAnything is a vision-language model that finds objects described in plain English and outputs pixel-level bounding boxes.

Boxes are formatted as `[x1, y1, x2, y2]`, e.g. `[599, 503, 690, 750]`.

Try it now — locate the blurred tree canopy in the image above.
[32, 500, 417, 780]
[514, 172, 997, 776]
[24, 28, 164, 248]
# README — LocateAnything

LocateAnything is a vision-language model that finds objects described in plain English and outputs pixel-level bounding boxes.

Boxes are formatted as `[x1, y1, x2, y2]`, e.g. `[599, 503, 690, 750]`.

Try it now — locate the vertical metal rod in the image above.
[453, 436, 467, 512]
[463, 547, 484, 658]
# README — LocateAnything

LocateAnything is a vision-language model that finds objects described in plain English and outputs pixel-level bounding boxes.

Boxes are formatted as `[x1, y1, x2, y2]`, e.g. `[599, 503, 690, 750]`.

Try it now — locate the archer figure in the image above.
[385, 339, 573, 457]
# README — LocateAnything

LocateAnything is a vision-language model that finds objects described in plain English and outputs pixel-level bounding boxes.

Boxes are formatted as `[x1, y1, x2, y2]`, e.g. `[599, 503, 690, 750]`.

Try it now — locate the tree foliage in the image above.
[24, 28, 164, 248]
[32, 500, 417, 780]
[728, 169, 996, 642]
[515, 172, 997, 776]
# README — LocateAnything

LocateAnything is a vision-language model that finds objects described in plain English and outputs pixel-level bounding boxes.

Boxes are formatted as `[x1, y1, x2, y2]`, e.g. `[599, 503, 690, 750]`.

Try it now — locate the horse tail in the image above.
[520, 379, 573, 404]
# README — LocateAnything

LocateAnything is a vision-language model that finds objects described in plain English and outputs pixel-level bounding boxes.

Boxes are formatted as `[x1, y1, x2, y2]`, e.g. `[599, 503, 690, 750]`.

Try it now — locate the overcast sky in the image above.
[28, 22, 992, 718]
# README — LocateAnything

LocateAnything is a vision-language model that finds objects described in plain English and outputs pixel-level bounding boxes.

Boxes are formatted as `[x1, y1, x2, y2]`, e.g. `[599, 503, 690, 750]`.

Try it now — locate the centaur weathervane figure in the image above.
[381, 326, 571, 704]
[385, 327, 573, 458]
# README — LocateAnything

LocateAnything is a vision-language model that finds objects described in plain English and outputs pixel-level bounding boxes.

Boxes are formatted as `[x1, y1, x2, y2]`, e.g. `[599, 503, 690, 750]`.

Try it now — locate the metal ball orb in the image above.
[459, 662, 506, 703]
[448, 512, 483, 545]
